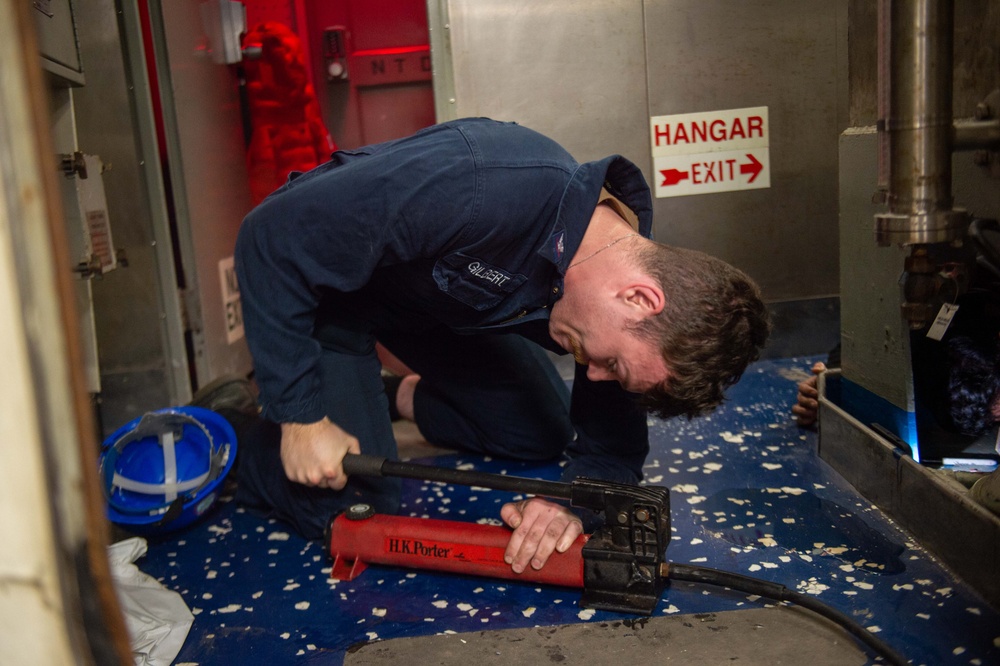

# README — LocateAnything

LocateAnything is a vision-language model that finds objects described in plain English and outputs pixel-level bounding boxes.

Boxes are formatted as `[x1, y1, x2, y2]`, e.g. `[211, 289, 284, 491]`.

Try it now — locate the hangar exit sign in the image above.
[650, 106, 770, 198]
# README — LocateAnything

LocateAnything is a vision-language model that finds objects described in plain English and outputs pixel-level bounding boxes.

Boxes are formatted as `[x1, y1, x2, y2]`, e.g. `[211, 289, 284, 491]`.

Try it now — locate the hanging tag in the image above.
[926, 303, 959, 341]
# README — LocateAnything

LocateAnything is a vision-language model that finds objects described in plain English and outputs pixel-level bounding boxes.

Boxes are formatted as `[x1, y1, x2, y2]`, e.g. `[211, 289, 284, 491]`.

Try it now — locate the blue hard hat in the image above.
[99, 406, 236, 535]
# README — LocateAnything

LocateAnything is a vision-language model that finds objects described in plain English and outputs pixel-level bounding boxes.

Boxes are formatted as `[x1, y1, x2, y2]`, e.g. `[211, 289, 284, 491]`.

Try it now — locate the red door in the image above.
[307, 0, 436, 148]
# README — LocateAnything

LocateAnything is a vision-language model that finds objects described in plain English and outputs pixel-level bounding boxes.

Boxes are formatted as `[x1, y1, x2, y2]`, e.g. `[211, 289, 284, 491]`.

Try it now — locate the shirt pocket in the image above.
[433, 253, 527, 311]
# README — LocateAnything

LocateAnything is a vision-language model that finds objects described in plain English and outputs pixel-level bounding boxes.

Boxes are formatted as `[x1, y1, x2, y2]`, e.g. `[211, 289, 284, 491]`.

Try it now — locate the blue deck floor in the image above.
[136, 356, 1000, 665]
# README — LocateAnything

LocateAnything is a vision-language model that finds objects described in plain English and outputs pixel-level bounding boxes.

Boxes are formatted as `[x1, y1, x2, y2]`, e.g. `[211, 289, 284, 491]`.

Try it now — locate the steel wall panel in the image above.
[439, 0, 847, 300]
[444, 0, 650, 169]
[71, 0, 191, 430]
[643, 0, 847, 299]
[152, 0, 254, 386]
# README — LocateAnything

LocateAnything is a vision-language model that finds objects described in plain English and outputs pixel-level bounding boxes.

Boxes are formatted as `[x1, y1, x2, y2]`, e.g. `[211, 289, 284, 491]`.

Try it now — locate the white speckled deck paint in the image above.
[134, 357, 999, 664]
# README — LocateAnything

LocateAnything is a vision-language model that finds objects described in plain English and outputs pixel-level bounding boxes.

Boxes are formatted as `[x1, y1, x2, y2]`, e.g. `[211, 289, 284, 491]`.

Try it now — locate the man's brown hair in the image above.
[629, 243, 770, 419]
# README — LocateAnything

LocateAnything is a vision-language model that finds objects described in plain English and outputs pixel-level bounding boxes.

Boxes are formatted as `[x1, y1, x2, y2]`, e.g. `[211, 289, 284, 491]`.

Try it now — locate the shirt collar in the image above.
[537, 155, 654, 273]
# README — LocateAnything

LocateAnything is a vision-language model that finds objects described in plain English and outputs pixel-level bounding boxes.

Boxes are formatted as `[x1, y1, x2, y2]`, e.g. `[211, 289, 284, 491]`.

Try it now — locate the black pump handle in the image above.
[342, 453, 573, 500]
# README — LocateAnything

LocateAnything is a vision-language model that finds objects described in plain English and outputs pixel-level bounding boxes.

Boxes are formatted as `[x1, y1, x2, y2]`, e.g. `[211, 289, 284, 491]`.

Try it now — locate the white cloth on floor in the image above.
[108, 537, 194, 666]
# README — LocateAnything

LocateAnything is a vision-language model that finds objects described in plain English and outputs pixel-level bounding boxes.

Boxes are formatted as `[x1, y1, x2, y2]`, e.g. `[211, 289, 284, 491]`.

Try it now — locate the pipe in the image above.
[953, 119, 1000, 152]
[875, 0, 967, 246]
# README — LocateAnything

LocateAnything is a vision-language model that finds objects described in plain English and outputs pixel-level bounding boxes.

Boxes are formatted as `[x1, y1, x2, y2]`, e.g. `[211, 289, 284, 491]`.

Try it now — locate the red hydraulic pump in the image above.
[327, 504, 588, 587]
[326, 456, 911, 666]
[327, 454, 672, 615]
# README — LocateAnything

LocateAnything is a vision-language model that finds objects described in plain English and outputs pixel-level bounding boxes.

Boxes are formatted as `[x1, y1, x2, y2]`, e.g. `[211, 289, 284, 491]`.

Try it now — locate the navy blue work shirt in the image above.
[235, 117, 656, 481]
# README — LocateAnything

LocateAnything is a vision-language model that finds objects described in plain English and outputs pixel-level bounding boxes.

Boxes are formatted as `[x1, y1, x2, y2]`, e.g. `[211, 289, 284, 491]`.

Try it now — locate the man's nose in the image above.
[586, 364, 613, 382]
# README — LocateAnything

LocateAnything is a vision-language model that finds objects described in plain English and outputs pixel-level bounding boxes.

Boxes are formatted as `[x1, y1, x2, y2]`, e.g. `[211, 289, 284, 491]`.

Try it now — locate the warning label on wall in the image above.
[650, 106, 770, 198]
[219, 256, 243, 345]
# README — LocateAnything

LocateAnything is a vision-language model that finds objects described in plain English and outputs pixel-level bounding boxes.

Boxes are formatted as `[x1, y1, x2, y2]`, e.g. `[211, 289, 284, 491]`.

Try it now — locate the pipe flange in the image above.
[874, 209, 969, 246]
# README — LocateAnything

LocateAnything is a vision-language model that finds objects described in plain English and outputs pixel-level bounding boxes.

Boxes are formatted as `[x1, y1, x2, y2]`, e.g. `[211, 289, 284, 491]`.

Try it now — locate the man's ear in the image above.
[621, 283, 665, 316]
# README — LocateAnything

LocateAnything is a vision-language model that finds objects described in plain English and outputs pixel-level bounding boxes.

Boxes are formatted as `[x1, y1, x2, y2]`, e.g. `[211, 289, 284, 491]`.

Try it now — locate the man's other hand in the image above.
[279, 418, 360, 489]
[500, 497, 583, 573]
[792, 362, 827, 427]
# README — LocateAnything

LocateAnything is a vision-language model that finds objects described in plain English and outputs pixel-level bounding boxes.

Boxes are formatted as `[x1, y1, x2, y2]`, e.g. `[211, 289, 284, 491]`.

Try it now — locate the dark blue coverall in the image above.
[234, 118, 655, 539]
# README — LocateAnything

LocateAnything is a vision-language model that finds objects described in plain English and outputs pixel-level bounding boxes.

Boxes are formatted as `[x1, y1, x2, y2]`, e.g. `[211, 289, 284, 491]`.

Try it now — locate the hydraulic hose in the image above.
[666, 563, 908, 666]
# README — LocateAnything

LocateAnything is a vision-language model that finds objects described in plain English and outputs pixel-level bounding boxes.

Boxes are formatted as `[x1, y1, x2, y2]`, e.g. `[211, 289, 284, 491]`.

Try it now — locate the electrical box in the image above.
[33, 0, 84, 86]
[63, 153, 120, 278]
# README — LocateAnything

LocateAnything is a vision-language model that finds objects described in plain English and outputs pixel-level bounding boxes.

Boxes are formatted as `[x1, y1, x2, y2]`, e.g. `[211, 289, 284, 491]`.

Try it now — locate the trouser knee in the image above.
[414, 380, 573, 461]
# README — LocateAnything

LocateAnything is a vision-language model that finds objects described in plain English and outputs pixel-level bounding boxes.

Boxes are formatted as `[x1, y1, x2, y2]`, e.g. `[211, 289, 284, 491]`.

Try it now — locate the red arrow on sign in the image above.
[740, 154, 763, 183]
[659, 168, 690, 186]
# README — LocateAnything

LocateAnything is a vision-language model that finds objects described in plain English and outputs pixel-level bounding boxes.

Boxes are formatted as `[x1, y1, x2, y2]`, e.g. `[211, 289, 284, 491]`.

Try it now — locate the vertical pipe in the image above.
[875, 0, 966, 246]
[889, 0, 953, 216]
